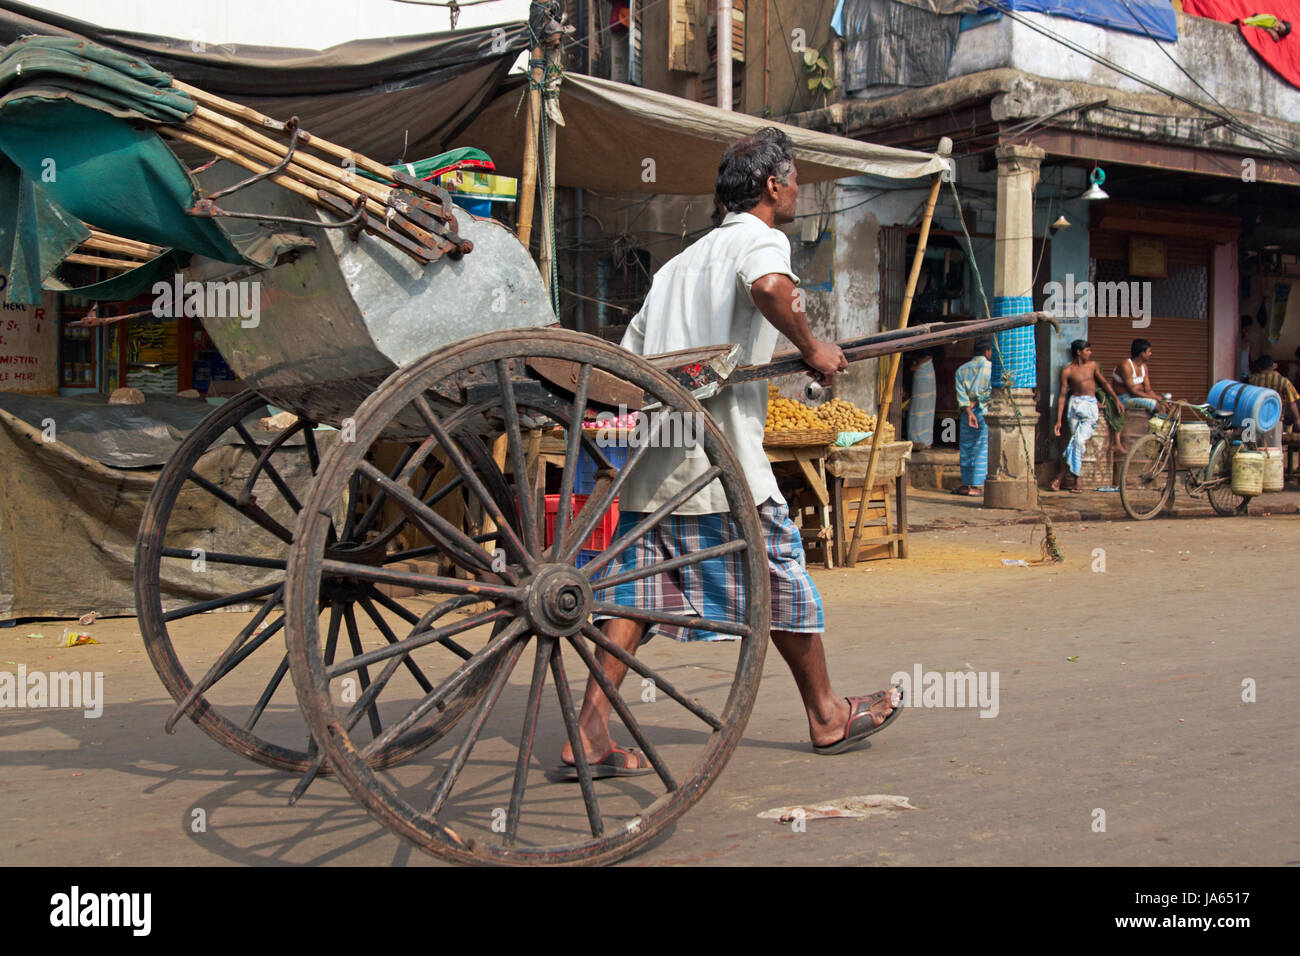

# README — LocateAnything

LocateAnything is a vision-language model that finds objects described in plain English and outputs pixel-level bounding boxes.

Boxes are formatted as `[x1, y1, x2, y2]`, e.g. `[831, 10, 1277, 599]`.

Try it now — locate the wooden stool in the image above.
[834, 478, 901, 564]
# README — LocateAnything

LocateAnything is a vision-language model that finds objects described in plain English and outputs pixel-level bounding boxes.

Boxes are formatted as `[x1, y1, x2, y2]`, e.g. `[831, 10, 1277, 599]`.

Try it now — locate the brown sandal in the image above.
[812, 688, 904, 756]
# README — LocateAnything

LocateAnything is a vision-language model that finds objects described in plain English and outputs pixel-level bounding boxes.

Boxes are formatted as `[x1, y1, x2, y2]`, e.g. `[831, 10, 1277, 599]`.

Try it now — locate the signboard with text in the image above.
[0, 272, 59, 395]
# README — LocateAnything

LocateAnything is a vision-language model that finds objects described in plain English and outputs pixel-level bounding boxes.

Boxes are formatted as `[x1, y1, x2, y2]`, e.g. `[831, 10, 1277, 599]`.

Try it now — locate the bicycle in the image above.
[1119, 399, 1254, 520]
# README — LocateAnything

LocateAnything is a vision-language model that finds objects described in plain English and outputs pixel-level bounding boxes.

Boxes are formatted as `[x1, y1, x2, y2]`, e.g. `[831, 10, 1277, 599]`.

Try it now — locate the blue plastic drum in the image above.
[1207, 379, 1282, 433]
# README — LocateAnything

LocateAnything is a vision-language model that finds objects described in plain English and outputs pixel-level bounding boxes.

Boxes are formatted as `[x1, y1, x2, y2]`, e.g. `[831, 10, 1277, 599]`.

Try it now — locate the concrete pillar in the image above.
[984, 143, 1044, 510]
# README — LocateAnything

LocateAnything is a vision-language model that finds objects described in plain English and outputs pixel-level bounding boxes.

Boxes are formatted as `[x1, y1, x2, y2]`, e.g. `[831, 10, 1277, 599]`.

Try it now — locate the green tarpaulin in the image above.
[0, 37, 313, 303]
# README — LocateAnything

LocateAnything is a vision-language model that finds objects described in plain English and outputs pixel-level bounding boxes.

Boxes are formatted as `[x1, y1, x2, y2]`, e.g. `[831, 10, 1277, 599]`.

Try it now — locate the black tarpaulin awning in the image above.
[0, 0, 530, 163]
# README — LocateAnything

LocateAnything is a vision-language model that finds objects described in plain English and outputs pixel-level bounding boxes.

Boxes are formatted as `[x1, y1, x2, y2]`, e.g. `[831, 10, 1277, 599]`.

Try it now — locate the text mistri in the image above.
[0, 666, 103, 718]
[49, 887, 151, 936]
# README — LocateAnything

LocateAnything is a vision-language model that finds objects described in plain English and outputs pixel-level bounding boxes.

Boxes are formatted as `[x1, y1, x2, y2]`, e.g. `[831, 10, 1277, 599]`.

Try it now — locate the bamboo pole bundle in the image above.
[160, 80, 469, 263]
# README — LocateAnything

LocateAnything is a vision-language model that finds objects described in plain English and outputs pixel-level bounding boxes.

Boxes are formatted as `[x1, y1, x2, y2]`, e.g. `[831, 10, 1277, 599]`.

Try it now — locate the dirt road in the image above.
[2, 514, 1296, 866]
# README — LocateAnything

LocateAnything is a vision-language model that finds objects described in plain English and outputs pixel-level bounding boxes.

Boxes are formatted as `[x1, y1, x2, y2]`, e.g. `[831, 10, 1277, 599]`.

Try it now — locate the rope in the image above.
[947, 175, 1064, 563]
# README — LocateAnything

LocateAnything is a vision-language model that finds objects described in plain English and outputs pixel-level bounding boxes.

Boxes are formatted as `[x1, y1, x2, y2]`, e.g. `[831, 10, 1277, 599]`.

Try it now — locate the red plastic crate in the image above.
[544, 493, 619, 552]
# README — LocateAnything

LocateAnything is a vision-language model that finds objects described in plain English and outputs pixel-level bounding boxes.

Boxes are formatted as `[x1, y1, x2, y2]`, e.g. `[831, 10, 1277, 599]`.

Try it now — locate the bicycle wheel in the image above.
[1206, 440, 1250, 516]
[1120, 433, 1175, 520]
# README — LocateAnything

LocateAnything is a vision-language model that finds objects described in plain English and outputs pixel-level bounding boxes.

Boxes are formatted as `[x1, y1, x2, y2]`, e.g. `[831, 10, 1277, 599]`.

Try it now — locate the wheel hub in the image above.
[525, 564, 594, 637]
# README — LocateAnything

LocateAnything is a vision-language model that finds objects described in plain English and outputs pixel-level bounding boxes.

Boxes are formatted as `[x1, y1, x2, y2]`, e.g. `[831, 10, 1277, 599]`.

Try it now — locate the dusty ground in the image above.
[2, 513, 1297, 866]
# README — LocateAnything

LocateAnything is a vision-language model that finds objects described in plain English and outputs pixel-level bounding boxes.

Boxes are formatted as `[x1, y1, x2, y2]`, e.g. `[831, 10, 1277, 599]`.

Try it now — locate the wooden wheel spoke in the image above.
[412, 394, 536, 571]
[322, 603, 343, 666]
[550, 362, 592, 556]
[164, 585, 284, 732]
[159, 547, 287, 571]
[340, 473, 364, 543]
[188, 472, 294, 544]
[291, 614, 423, 804]
[504, 637, 553, 845]
[589, 540, 745, 594]
[580, 465, 724, 576]
[363, 588, 476, 661]
[302, 419, 323, 474]
[496, 360, 542, 557]
[356, 460, 500, 578]
[580, 624, 722, 731]
[359, 619, 528, 760]
[317, 558, 522, 603]
[357, 596, 435, 693]
[245, 652, 291, 731]
[548, 638, 604, 838]
[233, 421, 303, 513]
[161, 581, 282, 622]
[589, 602, 751, 639]
[328, 604, 508, 679]
[426, 637, 529, 818]
[565, 633, 676, 792]
[560, 410, 671, 562]
[342, 604, 383, 738]
[351, 443, 418, 540]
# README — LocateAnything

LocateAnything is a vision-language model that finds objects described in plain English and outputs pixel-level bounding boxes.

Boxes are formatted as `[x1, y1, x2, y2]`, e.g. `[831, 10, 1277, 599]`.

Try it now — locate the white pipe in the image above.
[718, 0, 733, 111]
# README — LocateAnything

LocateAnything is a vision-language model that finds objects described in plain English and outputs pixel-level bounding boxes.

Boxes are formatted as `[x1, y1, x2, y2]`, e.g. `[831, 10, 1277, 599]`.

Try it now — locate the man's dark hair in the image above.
[1071, 339, 1090, 359]
[715, 127, 795, 214]
[973, 337, 992, 354]
[1257, 354, 1274, 372]
[1130, 338, 1151, 358]
[1278, 19, 1293, 38]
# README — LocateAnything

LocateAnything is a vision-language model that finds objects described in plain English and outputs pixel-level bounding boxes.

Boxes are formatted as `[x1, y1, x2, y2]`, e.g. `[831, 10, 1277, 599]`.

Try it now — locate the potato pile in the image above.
[813, 397, 873, 433]
[764, 388, 896, 441]
[766, 385, 824, 430]
[816, 396, 895, 441]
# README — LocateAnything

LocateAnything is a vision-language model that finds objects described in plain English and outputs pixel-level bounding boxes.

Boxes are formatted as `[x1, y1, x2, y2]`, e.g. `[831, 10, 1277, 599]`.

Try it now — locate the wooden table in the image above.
[764, 442, 835, 568]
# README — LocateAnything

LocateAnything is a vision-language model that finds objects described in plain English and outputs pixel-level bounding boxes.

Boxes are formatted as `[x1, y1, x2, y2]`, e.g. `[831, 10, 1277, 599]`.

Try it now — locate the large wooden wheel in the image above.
[284, 329, 770, 865]
[135, 389, 486, 772]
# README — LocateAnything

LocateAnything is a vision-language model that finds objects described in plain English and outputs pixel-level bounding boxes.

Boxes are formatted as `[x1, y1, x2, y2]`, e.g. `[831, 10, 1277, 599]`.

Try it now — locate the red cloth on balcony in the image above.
[1182, 1, 1300, 88]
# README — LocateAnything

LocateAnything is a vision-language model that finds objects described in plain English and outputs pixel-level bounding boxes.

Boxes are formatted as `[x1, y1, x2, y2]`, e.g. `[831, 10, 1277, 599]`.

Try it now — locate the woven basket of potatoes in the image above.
[764, 385, 836, 446]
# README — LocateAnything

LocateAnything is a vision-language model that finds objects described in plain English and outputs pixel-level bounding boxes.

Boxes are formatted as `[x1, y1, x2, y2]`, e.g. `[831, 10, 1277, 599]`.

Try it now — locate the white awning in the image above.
[457, 72, 947, 195]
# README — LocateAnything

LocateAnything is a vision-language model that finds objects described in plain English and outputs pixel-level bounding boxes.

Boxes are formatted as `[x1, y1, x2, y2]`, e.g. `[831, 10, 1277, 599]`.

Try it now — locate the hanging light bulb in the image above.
[1082, 166, 1109, 201]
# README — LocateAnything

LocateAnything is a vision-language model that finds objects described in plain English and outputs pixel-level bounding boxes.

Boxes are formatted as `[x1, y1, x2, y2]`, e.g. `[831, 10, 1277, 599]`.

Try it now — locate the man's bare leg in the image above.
[561, 620, 898, 762]
[771, 630, 896, 748]
[559, 617, 649, 767]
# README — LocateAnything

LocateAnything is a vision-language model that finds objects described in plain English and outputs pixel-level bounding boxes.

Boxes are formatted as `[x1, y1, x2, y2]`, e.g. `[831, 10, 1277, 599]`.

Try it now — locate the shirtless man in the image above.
[1112, 338, 1161, 412]
[1052, 339, 1123, 492]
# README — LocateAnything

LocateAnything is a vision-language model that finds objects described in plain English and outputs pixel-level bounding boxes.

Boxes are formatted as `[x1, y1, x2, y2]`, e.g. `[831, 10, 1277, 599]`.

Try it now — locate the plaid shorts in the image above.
[591, 499, 824, 642]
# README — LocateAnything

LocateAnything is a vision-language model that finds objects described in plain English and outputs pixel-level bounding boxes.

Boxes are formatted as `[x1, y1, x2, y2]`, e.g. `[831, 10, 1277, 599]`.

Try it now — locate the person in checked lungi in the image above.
[952, 338, 993, 496]
[555, 127, 903, 779]
[1051, 339, 1123, 492]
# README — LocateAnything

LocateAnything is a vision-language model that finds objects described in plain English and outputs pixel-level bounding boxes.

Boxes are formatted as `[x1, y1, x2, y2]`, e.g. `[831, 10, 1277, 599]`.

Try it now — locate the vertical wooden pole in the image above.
[516, 44, 543, 245]
[538, 38, 562, 298]
[847, 140, 951, 566]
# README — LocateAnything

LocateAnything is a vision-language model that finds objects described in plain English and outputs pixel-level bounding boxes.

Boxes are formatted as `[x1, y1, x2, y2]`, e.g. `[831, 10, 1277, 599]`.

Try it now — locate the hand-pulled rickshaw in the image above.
[0, 37, 1048, 864]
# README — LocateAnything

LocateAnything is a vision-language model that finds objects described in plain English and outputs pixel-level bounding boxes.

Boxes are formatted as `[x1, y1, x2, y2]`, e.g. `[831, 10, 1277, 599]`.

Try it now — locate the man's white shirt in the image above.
[619, 211, 799, 514]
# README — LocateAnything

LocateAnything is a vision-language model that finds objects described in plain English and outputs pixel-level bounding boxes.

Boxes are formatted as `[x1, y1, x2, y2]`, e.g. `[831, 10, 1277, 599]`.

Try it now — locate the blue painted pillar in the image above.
[984, 144, 1044, 510]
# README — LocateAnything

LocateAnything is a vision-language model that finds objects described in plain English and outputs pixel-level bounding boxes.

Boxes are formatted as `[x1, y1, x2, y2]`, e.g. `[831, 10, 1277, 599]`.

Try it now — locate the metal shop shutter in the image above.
[1088, 316, 1211, 404]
